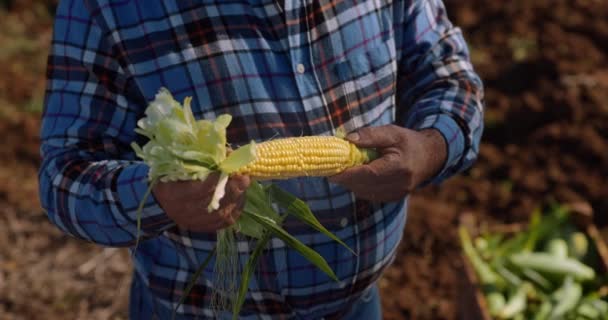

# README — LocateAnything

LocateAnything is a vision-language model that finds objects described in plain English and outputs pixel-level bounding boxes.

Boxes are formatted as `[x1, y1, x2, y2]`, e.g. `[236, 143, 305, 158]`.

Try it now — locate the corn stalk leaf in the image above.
[235, 212, 264, 240]
[242, 209, 338, 282]
[244, 182, 280, 222]
[133, 177, 159, 254]
[267, 184, 355, 256]
[231, 231, 273, 320]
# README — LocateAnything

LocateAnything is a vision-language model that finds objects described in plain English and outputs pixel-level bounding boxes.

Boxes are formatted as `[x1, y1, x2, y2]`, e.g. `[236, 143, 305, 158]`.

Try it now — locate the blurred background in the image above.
[0, 0, 606, 319]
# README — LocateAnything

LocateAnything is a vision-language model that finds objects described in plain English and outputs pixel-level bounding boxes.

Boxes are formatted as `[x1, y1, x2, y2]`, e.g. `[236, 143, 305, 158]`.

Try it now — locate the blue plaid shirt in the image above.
[40, 0, 483, 319]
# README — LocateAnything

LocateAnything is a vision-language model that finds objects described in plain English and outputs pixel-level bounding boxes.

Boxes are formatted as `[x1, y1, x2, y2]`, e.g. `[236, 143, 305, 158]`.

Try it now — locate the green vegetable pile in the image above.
[460, 205, 608, 319]
[131, 89, 353, 319]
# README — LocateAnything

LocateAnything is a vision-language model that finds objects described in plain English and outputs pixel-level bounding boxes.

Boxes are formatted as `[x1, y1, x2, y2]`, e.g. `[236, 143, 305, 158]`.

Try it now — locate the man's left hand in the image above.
[328, 125, 447, 202]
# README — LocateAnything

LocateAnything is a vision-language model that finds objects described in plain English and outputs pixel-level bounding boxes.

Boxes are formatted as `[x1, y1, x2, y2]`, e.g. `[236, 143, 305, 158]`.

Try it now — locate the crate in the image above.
[457, 202, 608, 320]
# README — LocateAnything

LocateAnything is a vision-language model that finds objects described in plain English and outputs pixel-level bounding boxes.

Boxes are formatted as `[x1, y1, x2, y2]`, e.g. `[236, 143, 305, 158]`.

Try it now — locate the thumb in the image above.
[346, 125, 399, 148]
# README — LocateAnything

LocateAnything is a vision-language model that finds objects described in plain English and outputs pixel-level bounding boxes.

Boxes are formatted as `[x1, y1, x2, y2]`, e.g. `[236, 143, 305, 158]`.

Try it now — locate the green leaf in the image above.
[242, 209, 338, 282]
[215, 114, 232, 128]
[267, 184, 355, 255]
[232, 231, 273, 320]
[244, 182, 280, 222]
[182, 96, 195, 127]
[219, 142, 256, 174]
[133, 177, 158, 254]
[172, 246, 217, 320]
[235, 212, 264, 239]
[235, 182, 280, 239]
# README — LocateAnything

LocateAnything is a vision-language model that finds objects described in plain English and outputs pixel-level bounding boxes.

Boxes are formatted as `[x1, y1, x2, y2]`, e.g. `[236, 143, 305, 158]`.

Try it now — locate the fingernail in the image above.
[347, 132, 360, 141]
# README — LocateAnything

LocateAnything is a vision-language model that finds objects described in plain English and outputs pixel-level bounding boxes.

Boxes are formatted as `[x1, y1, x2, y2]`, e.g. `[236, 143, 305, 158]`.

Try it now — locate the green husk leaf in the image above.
[498, 282, 530, 318]
[131, 89, 231, 183]
[487, 291, 506, 316]
[214, 114, 232, 129]
[267, 184, 355, 255]
[493, 262, 522, 287]
[242, 210, 338, 282]
[532, 300, 552, 320]
[509, 252, 596, 281]
[549, 276, 583, 318]
[220, 142, 256, 174]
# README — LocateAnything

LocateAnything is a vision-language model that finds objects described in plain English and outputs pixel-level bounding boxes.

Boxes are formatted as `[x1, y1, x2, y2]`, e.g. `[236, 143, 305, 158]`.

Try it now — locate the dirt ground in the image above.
[1, 1, 607, 319]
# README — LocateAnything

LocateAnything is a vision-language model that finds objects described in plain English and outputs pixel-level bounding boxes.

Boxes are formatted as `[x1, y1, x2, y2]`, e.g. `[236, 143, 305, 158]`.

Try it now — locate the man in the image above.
[39, 0, 483, 319]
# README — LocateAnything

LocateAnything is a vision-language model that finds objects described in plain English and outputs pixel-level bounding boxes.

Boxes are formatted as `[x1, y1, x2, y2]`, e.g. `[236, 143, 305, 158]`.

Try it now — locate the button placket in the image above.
[339, 217, 348, 228]
[296, 63, 305, 74]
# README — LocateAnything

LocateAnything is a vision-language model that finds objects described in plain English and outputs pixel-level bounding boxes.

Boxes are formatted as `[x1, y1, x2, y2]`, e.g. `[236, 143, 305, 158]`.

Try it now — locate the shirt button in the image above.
[340, 217, 348, 228]
[296, 63, 305, 74]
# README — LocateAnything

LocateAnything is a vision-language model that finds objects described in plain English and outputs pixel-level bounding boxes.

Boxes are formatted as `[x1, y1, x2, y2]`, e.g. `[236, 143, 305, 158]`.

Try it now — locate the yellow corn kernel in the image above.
[236, 136, 375, 180]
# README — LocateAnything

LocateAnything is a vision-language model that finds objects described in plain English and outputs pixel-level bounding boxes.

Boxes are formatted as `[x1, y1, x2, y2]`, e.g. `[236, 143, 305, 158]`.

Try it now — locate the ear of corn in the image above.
[509, 252, 596, 281]
[235, 136, 377, 180]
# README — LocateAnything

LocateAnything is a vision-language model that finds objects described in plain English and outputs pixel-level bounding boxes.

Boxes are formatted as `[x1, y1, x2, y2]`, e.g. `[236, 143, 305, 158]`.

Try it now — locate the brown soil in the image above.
[380, 1, 608, 319]
[1, 1, 607, 319]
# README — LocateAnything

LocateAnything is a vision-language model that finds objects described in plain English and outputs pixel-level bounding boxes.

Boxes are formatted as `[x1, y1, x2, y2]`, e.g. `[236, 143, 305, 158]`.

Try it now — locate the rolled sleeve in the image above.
[413, 114, 466, 184]
[397, 0, 484, 185]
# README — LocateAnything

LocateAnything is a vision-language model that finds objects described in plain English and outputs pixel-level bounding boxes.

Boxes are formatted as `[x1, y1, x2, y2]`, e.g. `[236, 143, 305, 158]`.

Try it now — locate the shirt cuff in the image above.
[116, 162, 174, 236]
[412, 114, 466, 185]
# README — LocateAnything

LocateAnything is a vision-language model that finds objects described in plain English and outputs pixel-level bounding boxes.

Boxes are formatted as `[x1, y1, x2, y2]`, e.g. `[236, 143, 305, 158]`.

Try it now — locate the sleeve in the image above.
[38, 1, 173, 247]
[396, 0, 484, 184]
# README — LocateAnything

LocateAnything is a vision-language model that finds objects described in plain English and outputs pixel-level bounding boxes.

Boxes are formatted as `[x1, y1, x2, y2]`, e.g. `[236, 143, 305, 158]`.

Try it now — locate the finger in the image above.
[214, 203, 239, 228]
[329, 155, 399, 186]
[230, 174, 251, 192]
[221, 192, 247, 224]
[346, 125, 400, 148]
[184, 193, 213, 215]
[221, 178, 248, 205]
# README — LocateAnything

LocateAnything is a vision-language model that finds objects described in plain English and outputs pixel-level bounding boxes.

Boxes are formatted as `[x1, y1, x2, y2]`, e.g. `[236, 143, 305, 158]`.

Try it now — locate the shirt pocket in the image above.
[332, 38, 397, 131]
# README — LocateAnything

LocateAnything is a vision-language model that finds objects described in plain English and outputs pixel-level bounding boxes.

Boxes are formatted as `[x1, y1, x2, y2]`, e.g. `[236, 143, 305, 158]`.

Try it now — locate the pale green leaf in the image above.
[219, 142, 256, 174]
[182, 96, 195, 127]
[215, 114, 232, 128]
[208, 172, 229, 212]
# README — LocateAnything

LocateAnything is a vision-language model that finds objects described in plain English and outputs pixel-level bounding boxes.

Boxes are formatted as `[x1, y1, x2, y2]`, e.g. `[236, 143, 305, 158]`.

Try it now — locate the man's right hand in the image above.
[152, 174, 251, 233]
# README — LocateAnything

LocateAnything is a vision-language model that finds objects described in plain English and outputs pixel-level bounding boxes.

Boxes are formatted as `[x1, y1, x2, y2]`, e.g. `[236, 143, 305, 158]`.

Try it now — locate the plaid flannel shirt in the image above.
[39, 0, 483, 319]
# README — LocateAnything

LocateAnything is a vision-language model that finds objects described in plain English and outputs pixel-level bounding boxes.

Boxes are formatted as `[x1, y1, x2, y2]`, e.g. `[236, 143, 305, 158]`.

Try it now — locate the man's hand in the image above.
[153, 174, 250, 232]
[329, 125, 447, 202]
